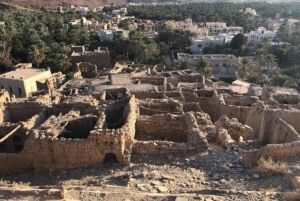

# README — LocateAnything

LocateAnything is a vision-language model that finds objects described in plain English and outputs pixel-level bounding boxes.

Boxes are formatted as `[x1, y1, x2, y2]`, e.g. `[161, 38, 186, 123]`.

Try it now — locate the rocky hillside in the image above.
[0, 0, 125, 7]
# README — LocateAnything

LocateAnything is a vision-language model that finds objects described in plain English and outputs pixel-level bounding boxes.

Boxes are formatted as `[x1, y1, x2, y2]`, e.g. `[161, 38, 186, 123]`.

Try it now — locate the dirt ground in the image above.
[0, 143, 300, 201]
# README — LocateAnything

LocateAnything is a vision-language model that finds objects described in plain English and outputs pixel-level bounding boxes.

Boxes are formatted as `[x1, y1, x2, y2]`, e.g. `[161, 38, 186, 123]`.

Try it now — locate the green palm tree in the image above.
[246, 73, 270, 86]
[28, 45, 45, 68]
[236, 57, 251, 80]
[195, 58, 212, 75]
[254, 50, 277, 74]
[179, 60, 194, 70]
[57, 55, 72, 72]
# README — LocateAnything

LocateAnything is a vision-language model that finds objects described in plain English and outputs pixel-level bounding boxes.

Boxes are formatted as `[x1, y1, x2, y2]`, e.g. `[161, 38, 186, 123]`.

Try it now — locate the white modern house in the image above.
[190, 33, 234, 54]
[248, 27, 276, 46]
[99, 27, 129, 41]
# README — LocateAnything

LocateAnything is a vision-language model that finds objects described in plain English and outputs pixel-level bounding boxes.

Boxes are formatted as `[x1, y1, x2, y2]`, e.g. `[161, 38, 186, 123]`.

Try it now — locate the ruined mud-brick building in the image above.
[71, 46, 111, 71]
[1, 63, 300, 173]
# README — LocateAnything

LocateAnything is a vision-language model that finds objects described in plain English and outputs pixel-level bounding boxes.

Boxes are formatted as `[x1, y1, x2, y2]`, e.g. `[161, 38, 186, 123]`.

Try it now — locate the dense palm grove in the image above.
[1, 3, 300, 89]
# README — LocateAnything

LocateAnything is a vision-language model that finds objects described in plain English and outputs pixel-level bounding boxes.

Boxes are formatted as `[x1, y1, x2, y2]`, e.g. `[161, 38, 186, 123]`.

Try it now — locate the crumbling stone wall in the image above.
[165, 91, 185, 102]
[133, 77, 166, 91]
[193, 111, 216, 141]
[215, 115, 254, 141]
[75, 62, 98, 78]
[132, 91, 165, 100]
[0, 90, 11, 103]
[183, 103, 202, 113]
[133, 141, 192, 154]
[277, 110, 300, 134]
[183, 92, 217, 121]
[271, 116, 300, 143]
[5, 102, 46, 123]
[223, 95, 258, 107]
[215, 95, 251, 124]
[103, 88, 128, 101]
[242, 141, 300, 166]
[184, 112, 209, 151]
[132, 91, 185, 102]
[0, 96, 138, 173]
[138, 100, 183, 116]
[23, 109, 49, 130]
[136, 114, 189, 142]
[0, 124, 27, 153]
[245, 101, 265, 135]
[133, 112, 209, 154]
[242, 114, 300, 166]
[51, 102, 98, 116]
[258, 113, 300, 144]
[0, 103, 10, 123]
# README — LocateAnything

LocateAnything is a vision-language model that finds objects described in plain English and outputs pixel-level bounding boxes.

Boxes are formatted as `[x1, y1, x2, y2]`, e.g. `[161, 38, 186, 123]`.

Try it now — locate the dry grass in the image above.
[251, 157, 290, 177]
[0, 179, 9, 187]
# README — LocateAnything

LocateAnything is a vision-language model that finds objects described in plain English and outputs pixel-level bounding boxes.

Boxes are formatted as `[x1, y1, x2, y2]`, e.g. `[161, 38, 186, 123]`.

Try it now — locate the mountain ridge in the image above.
[0, 0, 125, 7]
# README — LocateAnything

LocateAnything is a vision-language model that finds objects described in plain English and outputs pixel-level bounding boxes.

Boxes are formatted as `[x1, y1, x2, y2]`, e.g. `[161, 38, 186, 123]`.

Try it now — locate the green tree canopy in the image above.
[230, 33, 248, 50]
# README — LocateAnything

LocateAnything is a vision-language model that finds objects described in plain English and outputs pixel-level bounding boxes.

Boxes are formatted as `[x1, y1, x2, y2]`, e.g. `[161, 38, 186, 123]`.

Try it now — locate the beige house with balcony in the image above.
[164, 18, 208, 39]
[205, 22, 243, 34]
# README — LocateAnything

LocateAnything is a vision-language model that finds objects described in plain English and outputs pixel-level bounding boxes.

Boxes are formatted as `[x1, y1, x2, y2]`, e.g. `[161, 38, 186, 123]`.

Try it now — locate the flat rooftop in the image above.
[0, 68, 51, 80]
[178, 53, 237, 60]
[93, 84, 157, 93]
[110, 74, 132, 85]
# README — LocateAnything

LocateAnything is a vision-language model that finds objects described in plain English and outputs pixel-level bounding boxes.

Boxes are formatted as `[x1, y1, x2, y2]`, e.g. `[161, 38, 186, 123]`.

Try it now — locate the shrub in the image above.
[251, 157, 290, 177]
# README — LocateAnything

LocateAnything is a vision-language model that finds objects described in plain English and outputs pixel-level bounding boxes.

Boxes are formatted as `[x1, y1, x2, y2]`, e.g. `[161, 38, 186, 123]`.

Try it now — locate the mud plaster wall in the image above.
[184, 112, 209, 150]
[245, 101, 265, 135]
[24, 109, 49, 130]
[165, 92, 185, 102]
[183, 92, 217, 122]
[223, 96, 257, 106]
[183, 103, 202, 113]
[166, 77, 180, 87]
[139, 107, 171, 116]
[277, 110, 300, 134]
[215, 96, 251, 124]
[138, 101, 182, 116]
[0, 104, 10, 123]
[0, 90, 10, 102]
[133, 77, 165, 86]
[258, 111, 300, 144]
[132, 91, 165, 100]
[271, 116, 300, 144]
[136, 114, 188, 142]
[50, 103, 98, 116]
[132, 141, 191, 154]
[0, 125, 27, 153]
[0, 133, 121, 173]
[6, 102, 46, 123]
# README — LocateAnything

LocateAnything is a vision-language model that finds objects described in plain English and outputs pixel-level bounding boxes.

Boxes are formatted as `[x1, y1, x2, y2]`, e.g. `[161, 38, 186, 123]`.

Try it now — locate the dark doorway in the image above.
[13, 136, 23, 153]
[235, 102, 241, 106]
[104, 153, 119, 164]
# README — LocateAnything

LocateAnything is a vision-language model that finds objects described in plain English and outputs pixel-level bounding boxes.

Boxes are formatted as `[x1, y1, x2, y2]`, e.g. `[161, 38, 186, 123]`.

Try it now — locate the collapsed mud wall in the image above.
[242, 115, 300, 166]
